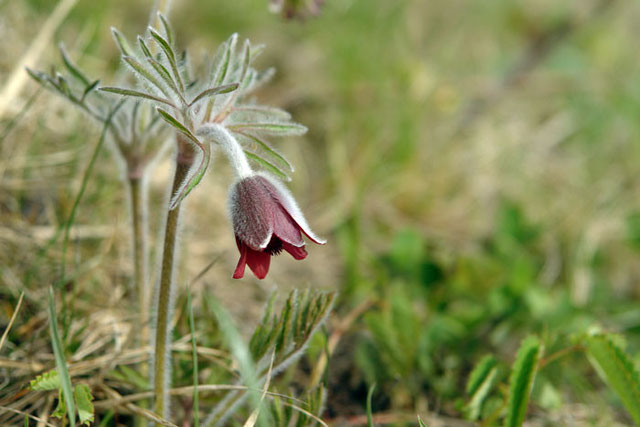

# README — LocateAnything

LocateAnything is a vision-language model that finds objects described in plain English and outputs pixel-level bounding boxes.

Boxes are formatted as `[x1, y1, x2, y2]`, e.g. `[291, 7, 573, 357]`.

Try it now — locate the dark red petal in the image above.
[298, 227, 325, 245]
[230, 178, 276, 250]
[272, 206, 304, 246]
[246, 247, 271, 279]
[282, 241, 308, 260]
[233, 238, 248, 279]
[256, 174, 325, 245]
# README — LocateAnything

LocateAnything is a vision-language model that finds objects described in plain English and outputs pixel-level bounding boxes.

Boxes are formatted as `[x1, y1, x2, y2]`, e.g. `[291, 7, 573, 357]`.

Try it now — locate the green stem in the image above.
[153, 135, 194, 421]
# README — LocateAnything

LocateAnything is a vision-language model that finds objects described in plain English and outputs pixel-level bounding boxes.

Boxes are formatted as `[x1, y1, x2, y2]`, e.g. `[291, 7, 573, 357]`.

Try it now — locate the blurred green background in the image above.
[3, 0, 640, 425]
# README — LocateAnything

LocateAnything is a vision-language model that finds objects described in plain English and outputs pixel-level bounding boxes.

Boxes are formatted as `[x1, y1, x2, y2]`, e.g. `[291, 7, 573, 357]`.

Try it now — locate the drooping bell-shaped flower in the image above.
[196, 123, 325, 279]
[229, 173, 325, 279]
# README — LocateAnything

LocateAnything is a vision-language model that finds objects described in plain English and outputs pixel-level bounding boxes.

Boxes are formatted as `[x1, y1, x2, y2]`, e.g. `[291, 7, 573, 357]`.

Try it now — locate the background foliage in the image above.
[2, 0, 640, 425]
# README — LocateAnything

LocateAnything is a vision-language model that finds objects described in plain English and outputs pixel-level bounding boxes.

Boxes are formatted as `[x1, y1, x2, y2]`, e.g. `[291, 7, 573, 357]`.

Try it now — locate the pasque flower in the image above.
[196, 123, 325, 280]
[229, 173, 325, 279]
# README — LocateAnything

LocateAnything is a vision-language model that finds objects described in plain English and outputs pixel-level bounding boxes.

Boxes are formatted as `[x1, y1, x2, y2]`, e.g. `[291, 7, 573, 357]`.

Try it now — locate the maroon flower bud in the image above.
[269, 0, 325, 19]
[229, 173, 325, 279]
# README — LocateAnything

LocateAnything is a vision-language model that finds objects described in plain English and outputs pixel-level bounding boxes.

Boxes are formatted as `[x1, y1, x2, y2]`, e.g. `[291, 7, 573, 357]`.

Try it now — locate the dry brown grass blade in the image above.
[100, 385, 179, 427]
[279, 400, 328, 427]
[309, 298, 375, 388]
[0, 0, 79, 118]
[243, 351, 275, 427]
[0, 291, 24, 353]
[0, 405, 56, 427]
[93, 384, 305, 409]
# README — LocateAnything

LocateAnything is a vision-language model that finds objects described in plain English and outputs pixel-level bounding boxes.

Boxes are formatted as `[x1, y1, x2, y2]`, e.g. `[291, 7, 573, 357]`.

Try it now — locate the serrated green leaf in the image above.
[100, 86, 175, 108]
[244, 150, 290, 181]
[276, 295, 295, 352]
[59, 44, 90, 86]
[467, 355, 498, 396]
[505, 336, 542, 427]
[74, 384, 94, 425]
[189, 83, 239, 106]
[250, 294, 277, 358]
[30, 370, 61, 391]
[228, 122, 307, 136]
[585, 334, 640, 424]
[48, 286, 76, 427]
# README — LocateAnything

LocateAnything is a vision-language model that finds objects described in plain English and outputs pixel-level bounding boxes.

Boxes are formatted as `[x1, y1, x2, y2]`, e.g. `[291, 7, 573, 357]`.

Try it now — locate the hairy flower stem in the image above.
[153, 135, 194, 420]
[129, 175, 151, 427]
[129, 176, 149, 342]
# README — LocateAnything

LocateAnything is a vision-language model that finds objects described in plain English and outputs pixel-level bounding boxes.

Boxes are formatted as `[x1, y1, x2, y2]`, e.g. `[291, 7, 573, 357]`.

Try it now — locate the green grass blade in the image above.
[48, 286, 76, 427]
[466, 354, 499, 419]
[97, 410, 114, 427]
[466, 367, 497, 421]
[207, 295, 261, 411]
[585, 334, 640, 425]
[366, 383, 376, 427]
[505, 336, 542, 427]
[187, 289, 200, 427]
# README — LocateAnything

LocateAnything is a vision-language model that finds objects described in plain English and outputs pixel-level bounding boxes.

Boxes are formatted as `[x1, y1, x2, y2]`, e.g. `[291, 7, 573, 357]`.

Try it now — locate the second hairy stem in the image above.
[153, 134, 194, 420]
[129, 172, 152, 427]
[129, 175, 149, 344]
